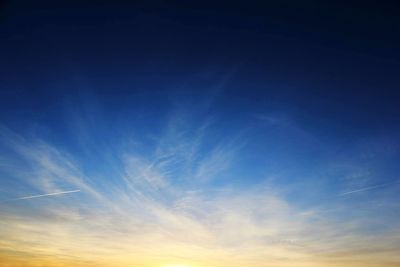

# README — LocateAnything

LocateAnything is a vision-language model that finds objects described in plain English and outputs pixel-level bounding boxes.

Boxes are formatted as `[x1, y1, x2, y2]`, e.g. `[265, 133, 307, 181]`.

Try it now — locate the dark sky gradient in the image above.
[1, 1, 400, 138]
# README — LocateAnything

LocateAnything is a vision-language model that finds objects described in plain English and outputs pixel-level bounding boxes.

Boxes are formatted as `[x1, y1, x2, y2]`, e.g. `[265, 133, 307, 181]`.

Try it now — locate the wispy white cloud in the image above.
[194, 144, 237, 182]
[0, 118, 400, 267]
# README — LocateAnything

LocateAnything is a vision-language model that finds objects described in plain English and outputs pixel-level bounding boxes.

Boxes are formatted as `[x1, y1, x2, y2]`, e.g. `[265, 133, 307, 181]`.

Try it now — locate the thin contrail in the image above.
[1, 190, 80, 203]
[340, 181, 399, 196]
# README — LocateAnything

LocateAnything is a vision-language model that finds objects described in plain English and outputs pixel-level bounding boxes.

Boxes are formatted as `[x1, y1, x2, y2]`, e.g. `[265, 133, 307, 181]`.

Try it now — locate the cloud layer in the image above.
[0, 111, 399, 267]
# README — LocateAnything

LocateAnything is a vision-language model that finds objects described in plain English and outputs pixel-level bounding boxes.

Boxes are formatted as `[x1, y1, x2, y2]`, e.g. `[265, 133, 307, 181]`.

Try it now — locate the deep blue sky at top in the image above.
[1, 0, 399, 148]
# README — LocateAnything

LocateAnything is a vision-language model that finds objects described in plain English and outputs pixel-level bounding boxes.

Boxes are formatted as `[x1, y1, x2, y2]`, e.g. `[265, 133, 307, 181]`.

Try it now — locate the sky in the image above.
[0, 1, 400, 267]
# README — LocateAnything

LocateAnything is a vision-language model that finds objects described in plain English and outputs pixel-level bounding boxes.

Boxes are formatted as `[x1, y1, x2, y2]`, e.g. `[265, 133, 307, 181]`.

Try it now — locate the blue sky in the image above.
[0, 1, 400, 267]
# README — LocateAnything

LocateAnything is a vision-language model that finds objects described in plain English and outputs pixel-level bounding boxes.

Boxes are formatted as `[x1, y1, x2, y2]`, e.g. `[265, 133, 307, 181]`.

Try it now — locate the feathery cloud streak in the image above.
[0, 109, 399, 267]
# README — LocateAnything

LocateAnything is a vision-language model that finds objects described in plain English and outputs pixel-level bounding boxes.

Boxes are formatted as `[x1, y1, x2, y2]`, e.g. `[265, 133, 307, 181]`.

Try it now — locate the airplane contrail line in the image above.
[0, 190, 81, 203]
[340, 181, 399, 196]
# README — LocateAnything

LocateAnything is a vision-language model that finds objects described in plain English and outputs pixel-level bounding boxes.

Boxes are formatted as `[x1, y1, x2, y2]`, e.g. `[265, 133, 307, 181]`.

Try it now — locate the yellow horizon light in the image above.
[161, 264, 193, 267]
